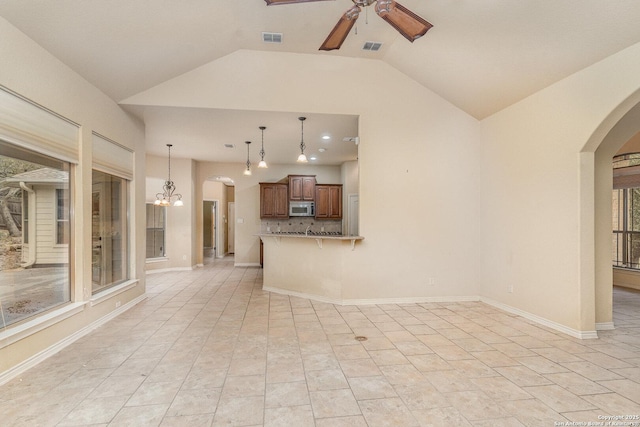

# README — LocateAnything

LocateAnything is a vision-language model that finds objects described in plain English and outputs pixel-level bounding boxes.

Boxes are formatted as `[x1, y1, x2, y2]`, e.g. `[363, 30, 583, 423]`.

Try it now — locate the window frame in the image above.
[55, 188, 69, 245]
[146, 203, 167, 260]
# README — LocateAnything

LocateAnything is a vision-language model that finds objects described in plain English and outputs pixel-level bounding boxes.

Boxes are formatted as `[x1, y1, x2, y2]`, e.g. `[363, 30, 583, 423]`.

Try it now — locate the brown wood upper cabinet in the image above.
[288, 175, 316, 201]
[260, 183, 289, 219]
[315, 184, 342, 219]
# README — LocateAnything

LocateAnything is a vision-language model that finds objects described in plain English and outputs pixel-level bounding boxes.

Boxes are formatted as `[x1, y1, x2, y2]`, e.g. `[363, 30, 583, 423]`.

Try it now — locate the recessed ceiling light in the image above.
[318, 148, 326, 153]
[322, 135, 331, 140]
[309, 156, 317, 161]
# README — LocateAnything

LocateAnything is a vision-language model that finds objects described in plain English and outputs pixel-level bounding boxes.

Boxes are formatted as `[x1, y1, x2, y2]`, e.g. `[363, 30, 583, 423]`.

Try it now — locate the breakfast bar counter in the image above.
[257, 233, 364, 302]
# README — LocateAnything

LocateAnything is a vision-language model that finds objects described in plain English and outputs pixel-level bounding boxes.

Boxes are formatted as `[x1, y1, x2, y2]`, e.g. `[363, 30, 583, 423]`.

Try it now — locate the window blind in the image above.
[92, 132, 133, 180]
[0, 86, 79, 163]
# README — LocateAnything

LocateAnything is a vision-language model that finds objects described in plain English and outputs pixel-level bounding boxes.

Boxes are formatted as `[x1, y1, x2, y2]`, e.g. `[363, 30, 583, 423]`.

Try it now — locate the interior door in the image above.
[212, 201, 216, 255]
[228, 202, 235, 254]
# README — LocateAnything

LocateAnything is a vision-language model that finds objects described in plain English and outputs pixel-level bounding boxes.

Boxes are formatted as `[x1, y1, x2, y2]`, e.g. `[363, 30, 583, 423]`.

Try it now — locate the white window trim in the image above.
[0, 302, 87, 349]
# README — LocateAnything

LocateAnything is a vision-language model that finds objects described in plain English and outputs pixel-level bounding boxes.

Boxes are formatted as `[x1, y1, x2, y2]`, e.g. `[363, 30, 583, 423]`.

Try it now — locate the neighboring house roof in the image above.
[2, 168, 68, 187]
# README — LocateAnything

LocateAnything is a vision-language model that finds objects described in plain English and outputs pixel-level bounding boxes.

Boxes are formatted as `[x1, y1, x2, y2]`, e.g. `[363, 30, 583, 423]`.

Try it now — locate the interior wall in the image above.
[480, 41, 640, 334]
[341, 160, 359, 235]
[126, 50, 482, 302]
[0, 16, 145, 375]
[145, 154, 195, 271]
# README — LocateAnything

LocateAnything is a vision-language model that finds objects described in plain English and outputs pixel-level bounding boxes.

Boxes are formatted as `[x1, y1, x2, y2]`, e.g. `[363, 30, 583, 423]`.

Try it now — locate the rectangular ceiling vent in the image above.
[362, 41, 383, 51]
[262, 32, 283, 44]
[224, 143, 234, 149]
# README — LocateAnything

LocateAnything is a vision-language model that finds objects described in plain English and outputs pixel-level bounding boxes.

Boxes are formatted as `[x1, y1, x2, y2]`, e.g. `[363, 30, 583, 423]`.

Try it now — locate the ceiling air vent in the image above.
[224, 143, 234, 149]
[262, 32, 283, 44]
[362, 41, 383, 51]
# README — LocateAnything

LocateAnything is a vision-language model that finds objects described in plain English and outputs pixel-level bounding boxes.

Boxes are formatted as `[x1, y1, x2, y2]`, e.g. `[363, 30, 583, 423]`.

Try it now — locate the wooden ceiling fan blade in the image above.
[265, 0, 334, 5]
[319, 5, 361, 51]
[375, 0, 433, 42]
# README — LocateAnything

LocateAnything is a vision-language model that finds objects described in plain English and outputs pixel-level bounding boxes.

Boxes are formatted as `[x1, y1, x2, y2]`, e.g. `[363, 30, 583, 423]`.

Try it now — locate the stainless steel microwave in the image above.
[289, 201, 315, 217]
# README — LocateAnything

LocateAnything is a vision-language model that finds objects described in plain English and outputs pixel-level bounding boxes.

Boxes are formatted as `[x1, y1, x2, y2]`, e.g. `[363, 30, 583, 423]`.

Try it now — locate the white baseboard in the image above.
[0, 293, 147, 386]
[145, 266, 194, 275]
[481, 297, 599, 340]
[596, 322, 615, 330]
[343, 295, 481, 306]
[234, 263, 262, 268]
[263, 286, 480, 306]
[263, 286, 600, 339]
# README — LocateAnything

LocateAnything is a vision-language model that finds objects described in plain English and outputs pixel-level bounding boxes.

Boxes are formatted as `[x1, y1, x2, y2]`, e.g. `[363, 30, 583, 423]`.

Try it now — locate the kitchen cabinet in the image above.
[260, 183, 289, 219]
[289, 175, 316, 201]
[315, 184, 342, 219]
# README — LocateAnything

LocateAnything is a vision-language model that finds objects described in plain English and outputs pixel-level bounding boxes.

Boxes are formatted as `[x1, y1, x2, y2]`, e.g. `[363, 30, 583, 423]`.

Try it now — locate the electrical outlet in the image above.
[428, 277, 436, 286]
[182, 255, 187, 260]
[507, 283, 513, 293]
[115, 300, 121, 308]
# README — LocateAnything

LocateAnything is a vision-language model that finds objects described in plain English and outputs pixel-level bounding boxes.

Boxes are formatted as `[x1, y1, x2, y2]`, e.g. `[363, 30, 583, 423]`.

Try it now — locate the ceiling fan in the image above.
[264, 0, 433, 51]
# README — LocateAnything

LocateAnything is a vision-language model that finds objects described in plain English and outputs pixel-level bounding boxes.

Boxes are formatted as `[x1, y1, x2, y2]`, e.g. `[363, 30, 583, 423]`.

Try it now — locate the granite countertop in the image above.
[257, 232, 364, 241]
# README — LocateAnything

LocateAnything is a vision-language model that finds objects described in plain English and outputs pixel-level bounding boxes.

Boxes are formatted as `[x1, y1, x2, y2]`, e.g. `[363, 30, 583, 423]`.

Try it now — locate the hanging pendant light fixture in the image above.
[297, 116, 308, 163]
[258, 126, 268, 168]
[155, 144, 183, 207]
[243, 141, 252, 176]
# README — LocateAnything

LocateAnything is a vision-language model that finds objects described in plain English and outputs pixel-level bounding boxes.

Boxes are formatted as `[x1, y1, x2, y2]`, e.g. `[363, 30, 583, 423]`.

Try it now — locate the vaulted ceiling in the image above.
[2, 1, 640, 164]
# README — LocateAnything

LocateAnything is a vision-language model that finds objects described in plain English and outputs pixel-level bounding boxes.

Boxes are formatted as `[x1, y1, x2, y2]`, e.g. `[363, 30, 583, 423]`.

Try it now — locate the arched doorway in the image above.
[582, 89, 640, 331]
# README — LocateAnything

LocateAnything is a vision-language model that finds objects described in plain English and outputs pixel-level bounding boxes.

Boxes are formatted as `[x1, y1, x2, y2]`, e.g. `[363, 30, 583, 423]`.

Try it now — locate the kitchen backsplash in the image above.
[260, 217, 342, 234]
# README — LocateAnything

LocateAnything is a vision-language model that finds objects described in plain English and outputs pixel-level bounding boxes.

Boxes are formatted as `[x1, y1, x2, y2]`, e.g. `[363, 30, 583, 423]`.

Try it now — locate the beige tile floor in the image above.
[1, 256, 640, 426]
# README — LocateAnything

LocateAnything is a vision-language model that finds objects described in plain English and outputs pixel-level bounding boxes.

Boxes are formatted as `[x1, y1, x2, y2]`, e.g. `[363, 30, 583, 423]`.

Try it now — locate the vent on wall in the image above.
[362, 41, 383, 51]
[224, 143, 234, 149]
[262, 32, 283, 43]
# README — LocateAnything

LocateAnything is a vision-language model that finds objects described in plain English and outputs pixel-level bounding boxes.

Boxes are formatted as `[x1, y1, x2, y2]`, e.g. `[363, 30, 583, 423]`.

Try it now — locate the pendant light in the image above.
[258, 126, 268, 168]
[154, 143, 183, 207]
[297, 116, 308, 163]
[243, 141, 252, 176]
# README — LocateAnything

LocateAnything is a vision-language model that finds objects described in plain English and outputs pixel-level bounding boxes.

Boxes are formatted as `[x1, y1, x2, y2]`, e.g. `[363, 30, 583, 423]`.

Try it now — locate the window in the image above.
[612, 187, 640, 269]
[91, 170, 129, 294]
[0, 140, 71, 327]
[56, 189, 69, 244]
[146, 204, 166, 258]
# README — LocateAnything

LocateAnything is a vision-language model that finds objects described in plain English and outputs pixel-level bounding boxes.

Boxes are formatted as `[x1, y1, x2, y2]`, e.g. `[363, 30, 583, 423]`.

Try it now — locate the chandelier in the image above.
[243, 140, 252, 176]
[154, 144, 183, 207]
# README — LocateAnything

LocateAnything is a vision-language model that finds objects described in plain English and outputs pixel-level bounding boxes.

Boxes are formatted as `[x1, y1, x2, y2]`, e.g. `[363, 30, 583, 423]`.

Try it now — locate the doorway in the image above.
[202, 200, 224, 258]
[228, 202, 235, 254]
[587, 91, 640, 331]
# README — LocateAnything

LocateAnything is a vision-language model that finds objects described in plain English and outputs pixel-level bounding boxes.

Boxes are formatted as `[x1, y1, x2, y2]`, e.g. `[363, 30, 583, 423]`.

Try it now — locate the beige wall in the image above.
[125, 50, 482, 301]
[127, 45, 640, 336]
[145, 154, 195, 271]
[613, 268, 640, 292]
[480, 41, 640, 334]
[0, 16, 146, 375]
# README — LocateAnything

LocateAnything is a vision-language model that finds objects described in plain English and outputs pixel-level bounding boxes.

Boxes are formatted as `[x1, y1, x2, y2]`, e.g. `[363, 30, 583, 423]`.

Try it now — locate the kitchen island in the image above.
[258, 233, 364, 303]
